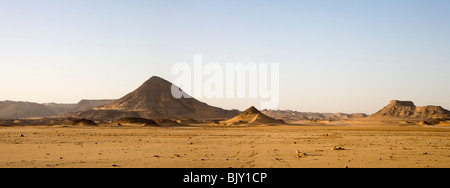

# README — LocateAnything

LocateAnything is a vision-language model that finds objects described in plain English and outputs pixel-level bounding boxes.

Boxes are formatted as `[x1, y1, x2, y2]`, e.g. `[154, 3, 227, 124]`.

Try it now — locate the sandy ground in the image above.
[1, 123, 449, 168]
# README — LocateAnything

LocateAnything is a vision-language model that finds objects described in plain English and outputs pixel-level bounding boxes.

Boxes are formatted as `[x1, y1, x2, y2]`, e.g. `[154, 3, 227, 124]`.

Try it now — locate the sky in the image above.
[0, 0, 449, 114]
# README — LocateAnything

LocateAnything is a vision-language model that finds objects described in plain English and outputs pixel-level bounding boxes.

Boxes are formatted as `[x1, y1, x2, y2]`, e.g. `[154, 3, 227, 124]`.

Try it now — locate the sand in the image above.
[1, 123, 449, 168]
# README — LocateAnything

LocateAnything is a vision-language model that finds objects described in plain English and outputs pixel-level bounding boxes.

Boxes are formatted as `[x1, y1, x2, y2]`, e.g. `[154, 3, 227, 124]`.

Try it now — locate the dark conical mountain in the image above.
[72, 76, 240, 120]
[96, 76, 201, 111]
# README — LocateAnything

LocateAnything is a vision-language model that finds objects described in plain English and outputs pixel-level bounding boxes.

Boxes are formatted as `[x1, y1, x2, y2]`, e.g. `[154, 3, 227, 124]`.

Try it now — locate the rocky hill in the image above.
[221, 106, 285, 125]
[369, 100, 450, 120]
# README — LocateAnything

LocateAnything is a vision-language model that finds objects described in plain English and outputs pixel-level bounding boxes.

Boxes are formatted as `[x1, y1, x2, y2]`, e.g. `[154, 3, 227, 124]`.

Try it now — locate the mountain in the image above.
[369, 100, 450, 120]
[0, 101, 57, 119]
[221, 106, 285, 125]
[72, 76, 240, 120]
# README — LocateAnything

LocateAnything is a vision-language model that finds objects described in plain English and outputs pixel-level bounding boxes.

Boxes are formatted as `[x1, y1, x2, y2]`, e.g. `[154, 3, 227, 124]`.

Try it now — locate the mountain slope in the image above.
[71, 99, 116, 112]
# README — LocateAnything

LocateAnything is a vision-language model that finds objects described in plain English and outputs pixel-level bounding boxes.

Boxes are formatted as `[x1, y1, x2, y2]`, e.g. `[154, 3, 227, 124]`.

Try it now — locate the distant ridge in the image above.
[369, 100, 450, 120]
[262, 109, 368, 121]
[72, 76, 240, 120]
[44, 99, 115, 115]
[0, 101, 57, 119]
[0, 100, 115, 119]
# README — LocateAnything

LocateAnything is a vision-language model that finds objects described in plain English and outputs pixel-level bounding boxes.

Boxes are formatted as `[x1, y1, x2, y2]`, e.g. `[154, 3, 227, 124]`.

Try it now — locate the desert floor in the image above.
[1, 123, 449, 168]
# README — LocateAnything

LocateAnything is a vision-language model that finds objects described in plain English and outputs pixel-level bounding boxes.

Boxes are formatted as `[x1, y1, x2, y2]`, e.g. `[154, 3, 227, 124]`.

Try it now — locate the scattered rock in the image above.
[114, 117, 159, 127]
[69, 118, 97, 126]
[332, 146, 345, 150]
[296, 153, 308, 158]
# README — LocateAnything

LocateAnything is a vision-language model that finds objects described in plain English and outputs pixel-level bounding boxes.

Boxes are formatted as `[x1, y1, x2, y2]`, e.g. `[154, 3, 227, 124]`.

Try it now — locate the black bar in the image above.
[1, 168, 445, 187]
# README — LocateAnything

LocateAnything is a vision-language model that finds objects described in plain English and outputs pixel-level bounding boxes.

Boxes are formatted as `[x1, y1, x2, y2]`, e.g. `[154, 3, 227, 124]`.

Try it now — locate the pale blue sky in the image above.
[0, 0, 449, 113]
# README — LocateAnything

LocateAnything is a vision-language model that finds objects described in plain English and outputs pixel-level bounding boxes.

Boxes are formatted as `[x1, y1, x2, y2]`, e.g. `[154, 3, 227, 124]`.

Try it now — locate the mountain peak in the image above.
[144, 76, 171, 85]
[243, 106, 259, 114]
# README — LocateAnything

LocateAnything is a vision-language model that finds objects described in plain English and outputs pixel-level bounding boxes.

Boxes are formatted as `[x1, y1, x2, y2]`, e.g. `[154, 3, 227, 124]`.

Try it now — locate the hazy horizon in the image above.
[1, 0, 449, 114]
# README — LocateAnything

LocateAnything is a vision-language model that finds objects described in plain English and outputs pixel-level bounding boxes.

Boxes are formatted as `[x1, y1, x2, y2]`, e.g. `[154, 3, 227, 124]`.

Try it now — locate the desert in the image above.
[1, 122, 449, 168]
